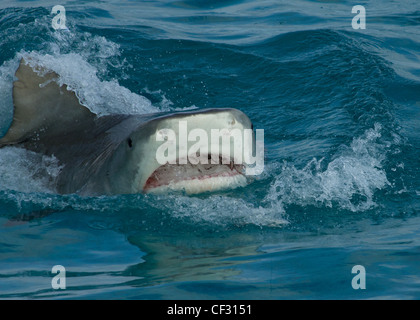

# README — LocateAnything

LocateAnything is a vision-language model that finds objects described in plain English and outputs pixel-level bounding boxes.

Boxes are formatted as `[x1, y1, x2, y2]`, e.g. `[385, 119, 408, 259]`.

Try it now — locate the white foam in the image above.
[0, 147, 61, 194]
[0, 22, 160, 124]
[0, 59, 19, 136]
[21, 51, 156, 116]
[146, 193, 288, 227]
[265, 124, 391, 212]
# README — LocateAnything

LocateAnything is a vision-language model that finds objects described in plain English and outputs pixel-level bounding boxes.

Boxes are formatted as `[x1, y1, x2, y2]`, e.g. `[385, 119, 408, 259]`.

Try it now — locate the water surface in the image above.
[0, 0, 419, 299]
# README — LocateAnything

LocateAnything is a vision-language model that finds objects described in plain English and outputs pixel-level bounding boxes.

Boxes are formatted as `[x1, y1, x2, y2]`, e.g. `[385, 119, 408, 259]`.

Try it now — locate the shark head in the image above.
[102, 108, 255, 195]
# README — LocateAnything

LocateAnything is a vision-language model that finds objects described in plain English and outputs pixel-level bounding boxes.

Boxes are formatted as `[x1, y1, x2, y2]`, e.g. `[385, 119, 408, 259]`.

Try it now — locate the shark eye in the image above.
[127, 138, 133, 148]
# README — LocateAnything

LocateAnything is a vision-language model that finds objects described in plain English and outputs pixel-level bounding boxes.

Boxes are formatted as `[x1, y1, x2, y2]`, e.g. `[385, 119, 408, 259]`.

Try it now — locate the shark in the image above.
[0, 59, 255, 195]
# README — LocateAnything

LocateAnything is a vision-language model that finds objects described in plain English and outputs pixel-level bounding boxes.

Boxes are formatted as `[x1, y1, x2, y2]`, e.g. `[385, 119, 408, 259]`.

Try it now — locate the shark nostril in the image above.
[127, 138, 133, 148]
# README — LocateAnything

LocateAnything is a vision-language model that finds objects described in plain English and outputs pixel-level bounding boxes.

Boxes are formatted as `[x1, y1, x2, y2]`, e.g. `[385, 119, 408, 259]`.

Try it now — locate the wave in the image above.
[265, 124, 392, 212]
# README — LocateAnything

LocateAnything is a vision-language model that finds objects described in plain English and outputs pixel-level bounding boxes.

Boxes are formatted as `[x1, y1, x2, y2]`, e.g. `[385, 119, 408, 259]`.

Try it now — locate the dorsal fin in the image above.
[0, 58, 96, 147]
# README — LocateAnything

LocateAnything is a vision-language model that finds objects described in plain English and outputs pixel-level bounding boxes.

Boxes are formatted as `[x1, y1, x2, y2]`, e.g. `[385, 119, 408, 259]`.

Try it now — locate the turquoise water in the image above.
[0, 0, 419, 299]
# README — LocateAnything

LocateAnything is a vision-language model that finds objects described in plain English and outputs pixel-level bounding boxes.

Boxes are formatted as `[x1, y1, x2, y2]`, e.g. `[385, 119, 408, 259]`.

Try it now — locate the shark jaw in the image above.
[143, 154, 247, 194]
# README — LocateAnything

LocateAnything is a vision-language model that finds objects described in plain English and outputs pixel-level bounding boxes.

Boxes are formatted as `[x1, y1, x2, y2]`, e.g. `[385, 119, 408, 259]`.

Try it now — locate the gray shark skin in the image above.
[0, 59, 254, 196]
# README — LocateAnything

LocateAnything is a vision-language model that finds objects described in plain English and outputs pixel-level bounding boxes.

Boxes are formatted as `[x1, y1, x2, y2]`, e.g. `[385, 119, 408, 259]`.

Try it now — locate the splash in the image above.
[145, 193, 288, 227]
[265, 124, 391, 212]
[20, 51, 155, 116]
[0, 147, 62, 194]
[0, 11, 158, 119]
[0, 59, 17, 136]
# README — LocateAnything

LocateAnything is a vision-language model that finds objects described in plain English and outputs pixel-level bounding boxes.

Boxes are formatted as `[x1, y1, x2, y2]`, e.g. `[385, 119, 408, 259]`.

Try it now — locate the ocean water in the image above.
[0, 0, 419, 300]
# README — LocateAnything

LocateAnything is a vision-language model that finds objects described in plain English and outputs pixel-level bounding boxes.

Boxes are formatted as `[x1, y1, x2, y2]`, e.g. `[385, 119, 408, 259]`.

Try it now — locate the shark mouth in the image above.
[143, 155, 247, 194]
